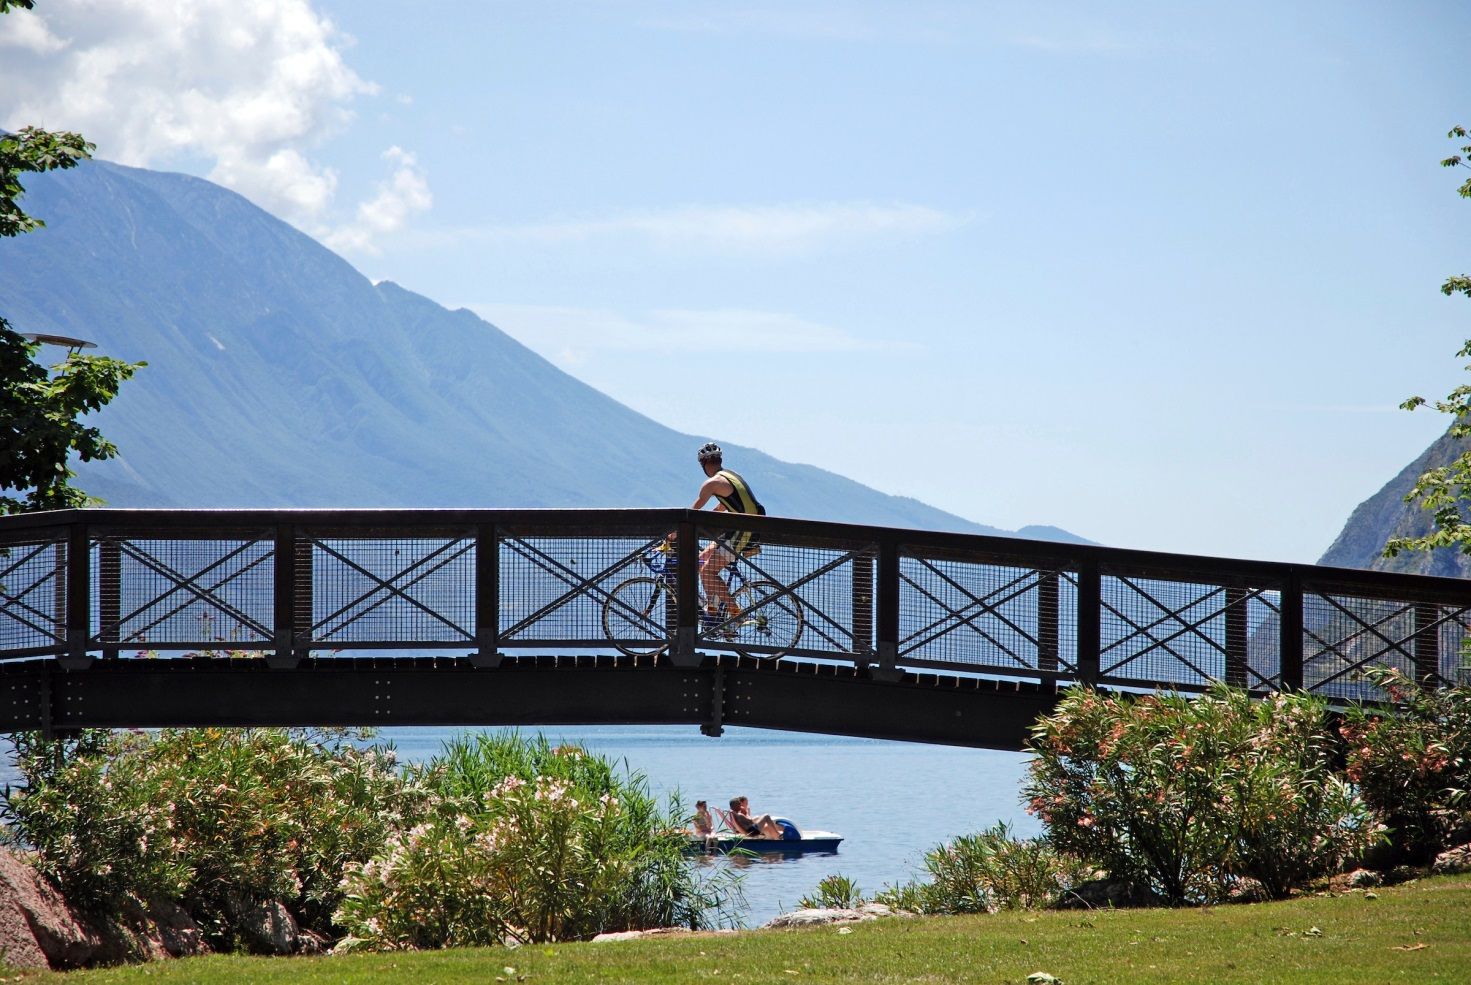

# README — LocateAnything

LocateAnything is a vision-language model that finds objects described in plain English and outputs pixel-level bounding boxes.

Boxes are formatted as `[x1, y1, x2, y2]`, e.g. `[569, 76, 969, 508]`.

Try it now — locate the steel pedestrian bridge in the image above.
[0, 508, 1466, 747]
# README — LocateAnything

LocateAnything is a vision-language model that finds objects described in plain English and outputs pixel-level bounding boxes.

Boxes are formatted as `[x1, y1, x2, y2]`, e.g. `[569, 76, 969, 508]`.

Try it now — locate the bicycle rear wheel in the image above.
[602, 576, 673, 658]
[729, 580, 805, 659]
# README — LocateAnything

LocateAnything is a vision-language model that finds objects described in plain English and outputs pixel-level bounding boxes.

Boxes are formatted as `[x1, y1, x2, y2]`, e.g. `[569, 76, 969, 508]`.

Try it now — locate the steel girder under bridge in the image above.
[0, 508, 1467, 749]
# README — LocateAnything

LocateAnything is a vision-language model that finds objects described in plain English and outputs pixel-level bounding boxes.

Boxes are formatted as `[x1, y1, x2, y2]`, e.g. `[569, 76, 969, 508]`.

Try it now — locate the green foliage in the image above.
[1025, 686, 1378, 904]
[334, 732, 740, 949]
[872, 823, 1089, 915]
[1, 124, 92, 239]
[0, 321, 145, 513]
[1384, 127, 1471, 558]
[797, 874, 864, 910]
[1342, 666, 1471, 864]
[0, 728, 413, 946]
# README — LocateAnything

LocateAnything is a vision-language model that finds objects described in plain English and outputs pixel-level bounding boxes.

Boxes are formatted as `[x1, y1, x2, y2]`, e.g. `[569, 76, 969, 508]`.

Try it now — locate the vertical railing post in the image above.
[851, 547, 875, 668]
[98, 537, 120, 660]
[1037, 570, 1059, 677]
[1279, 571, 1304, 691]
[472, 523, 503, 668]
[874, 535, 901, 681]
[1413, 602, 1440, 685]
[672, 516, 700, 667]
[60, 520, 92, 670]
[270, 523, 300, 669]
[1225, 586, 1249, 689]
[1076, 560, 1101, 686]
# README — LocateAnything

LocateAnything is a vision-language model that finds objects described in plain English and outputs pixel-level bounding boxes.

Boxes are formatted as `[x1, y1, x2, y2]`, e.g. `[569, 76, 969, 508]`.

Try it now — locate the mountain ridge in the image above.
[0, 159, 1090, 543]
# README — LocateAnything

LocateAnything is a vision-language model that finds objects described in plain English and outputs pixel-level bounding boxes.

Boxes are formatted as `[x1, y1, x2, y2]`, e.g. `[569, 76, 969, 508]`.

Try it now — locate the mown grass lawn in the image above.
[16, 874, 1471, 985]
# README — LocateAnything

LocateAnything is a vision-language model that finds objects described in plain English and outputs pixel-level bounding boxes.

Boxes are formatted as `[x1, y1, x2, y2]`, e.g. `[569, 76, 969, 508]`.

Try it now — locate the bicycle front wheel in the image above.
[602, 576, 673, 658]
[729, 580, 805, 659]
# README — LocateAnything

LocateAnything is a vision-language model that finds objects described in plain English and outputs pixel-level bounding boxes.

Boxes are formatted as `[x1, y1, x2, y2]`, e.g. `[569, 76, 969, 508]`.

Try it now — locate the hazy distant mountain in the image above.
[1318, 428, 1471, 576]
[0, 159, 1088, 542]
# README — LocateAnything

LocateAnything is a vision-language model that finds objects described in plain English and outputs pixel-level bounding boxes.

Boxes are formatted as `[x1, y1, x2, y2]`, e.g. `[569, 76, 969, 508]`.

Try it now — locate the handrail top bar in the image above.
[3, 506, 1469, 599]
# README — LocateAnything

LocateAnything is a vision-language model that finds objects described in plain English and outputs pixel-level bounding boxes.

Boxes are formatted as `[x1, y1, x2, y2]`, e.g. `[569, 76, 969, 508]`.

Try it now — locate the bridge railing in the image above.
[0, 508, 1467, 700]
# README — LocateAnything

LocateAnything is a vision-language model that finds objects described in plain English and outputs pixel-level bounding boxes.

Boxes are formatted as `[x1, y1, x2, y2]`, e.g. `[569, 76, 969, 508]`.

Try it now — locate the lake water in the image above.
[383, 725, 1037, 926]
[2, 726, 1037, 927]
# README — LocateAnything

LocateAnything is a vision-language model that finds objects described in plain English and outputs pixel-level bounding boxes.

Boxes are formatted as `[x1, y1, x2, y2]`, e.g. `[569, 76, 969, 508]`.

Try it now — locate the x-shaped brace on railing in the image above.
[1300, 594, 1441, 691]
[109, 539, 274, 642]
[0, 542, 65, 641]
[713, 543, 866, 651]
[1100, 579, 1271, 682]
[499, 537, 662, 639]
[310, 537, 474, 641]
[899, 561, 1051, 668]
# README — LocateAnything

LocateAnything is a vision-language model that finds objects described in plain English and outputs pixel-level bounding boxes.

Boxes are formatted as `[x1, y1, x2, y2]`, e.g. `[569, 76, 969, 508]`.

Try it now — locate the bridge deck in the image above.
[0, 508, 1465, 742]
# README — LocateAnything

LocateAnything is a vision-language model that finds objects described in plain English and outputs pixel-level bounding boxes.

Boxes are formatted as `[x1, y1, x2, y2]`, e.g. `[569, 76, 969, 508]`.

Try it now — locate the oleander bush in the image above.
[1, 727, 413, 946]
[872, 823, 1089, 914]
[1342, 667, 1471, 864]
[1025, 685, 1379, 904]
[333, 733, 740, 949]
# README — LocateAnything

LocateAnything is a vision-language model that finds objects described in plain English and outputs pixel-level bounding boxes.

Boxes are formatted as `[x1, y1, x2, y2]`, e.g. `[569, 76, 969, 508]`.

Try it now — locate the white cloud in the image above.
[435, 202, 966, 257]
[0, 7, 67, 53]
[322, 147, 432, 254]
[462, 303, 906, 362]
[0, 0, 429, 252]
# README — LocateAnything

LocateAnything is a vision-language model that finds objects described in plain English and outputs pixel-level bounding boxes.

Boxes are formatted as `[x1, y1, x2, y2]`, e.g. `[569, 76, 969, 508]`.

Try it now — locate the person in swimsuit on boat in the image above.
[669, 442, 766, 630]
[728, 795, 782, 839]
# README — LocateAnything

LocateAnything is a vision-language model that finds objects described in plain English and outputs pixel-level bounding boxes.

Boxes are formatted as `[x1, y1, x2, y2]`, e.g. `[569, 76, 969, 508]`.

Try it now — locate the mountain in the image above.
[0, 159, 1088, 542]
[1318, 428, 1471, 576]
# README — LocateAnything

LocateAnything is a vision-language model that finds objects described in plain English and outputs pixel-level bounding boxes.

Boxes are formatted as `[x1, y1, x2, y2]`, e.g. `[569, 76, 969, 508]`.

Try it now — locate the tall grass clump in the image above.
[1025, 685, 1379, 904]
[872, 823, 1089, 914]
[333, 732, 740, 949]
[1342, 666, 1471, 864]
[1, 727, 413, 947]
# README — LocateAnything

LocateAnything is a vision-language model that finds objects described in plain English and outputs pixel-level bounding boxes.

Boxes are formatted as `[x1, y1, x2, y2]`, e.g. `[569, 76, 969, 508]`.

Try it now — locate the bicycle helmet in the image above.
[697, 442, 723, 464]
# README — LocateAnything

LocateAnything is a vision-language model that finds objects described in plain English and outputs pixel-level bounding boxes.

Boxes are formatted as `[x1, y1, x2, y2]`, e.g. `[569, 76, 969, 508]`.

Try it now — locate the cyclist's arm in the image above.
[690, 476, 733, 511]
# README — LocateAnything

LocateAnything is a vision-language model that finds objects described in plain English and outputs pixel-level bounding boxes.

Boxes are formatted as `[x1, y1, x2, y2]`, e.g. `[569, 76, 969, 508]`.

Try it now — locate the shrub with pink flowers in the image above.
[1341, 666, 1471, 864]
[333, 733, 739, 949]
[1024, 685, 1378, 904]
[1, 728, 413, 949]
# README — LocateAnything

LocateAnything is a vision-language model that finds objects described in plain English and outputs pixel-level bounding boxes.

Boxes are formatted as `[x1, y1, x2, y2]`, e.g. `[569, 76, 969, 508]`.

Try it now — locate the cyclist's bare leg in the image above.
[700, 543, 741, 618]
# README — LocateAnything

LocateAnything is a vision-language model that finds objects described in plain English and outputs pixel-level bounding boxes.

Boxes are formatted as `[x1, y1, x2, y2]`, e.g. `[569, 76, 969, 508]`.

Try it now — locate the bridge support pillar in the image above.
[871, 536, 902, 682]
[270, 524, 302, 670]
[671, 519, 701, 668]
[1225, 586, 1249, 689]
[701, 665, 725, 737]
[60, 522, 93, 671]
[1076, 562, 1101, 686]
[472, 523, 503, 668]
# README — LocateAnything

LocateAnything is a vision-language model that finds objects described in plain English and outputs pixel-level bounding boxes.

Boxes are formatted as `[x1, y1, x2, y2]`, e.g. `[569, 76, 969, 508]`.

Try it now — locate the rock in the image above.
[763, 907, 878, 929]
[1342, 868, 1383, 889]
[0, 850, 101, 969]
[1226, 878, 1269, 904]
[227, 897, 299, 955]
[148, 900, 208, 958]
[592, 927, 695, 943]
[856, 902, 913, 918]
[1432, 843, 1471, 876]
[1055, 877, 1162, 910]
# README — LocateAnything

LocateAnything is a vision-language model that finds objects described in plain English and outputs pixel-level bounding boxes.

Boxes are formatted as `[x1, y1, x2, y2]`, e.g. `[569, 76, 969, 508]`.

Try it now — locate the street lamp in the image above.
[22, 332, 97, 355]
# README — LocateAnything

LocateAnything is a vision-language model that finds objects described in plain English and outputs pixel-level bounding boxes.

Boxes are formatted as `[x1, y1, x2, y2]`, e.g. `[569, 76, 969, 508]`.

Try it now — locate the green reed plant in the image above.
[1025, 685, 1378, 905]
[1342, 666, 1471, 864]
[334, 733, 740, 950]
[872, 823, 1089, 914]
[797, 874, 864, 910]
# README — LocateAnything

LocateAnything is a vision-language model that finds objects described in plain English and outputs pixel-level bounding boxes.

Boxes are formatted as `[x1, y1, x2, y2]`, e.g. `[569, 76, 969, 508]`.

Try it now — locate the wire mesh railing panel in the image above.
[694, 525, 875, 660]
[306, 535, 474, 645]
[1441, 607, 1471, 684]
[1244, 589, 1283, 691]
[1100, 573, 1280, 689]
[1302, 592, 1430, 701]
[896, 549, 1076, 676]
[500, 533, 661, 648]
[91, 535, 274, 651]
[0, 534, 66, 655]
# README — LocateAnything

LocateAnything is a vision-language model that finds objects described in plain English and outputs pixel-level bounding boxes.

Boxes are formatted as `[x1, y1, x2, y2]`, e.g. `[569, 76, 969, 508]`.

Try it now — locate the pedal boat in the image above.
[687, 816, 842, 855]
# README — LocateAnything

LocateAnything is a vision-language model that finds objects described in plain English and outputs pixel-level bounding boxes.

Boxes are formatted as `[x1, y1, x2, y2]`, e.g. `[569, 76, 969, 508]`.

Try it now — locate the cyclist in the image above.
[672, 442, 765, 631]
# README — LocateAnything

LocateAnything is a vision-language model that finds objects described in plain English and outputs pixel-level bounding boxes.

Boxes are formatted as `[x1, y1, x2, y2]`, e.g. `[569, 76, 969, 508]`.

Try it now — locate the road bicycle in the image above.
[601, 540, 805, 659]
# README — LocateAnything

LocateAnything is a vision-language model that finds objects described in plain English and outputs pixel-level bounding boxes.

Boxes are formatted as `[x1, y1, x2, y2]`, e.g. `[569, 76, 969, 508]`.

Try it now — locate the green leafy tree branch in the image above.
[0, 2, 144, 514]
[1384, 126, 1471, 559]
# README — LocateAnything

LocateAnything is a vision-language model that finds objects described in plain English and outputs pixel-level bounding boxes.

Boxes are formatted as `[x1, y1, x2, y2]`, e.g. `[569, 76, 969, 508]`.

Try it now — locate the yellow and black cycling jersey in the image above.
[713, 469, 765, 556]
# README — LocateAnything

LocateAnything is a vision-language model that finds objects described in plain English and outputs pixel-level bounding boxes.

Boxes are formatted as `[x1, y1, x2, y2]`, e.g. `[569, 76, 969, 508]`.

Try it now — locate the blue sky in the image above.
[3, 1, 1468, 562]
